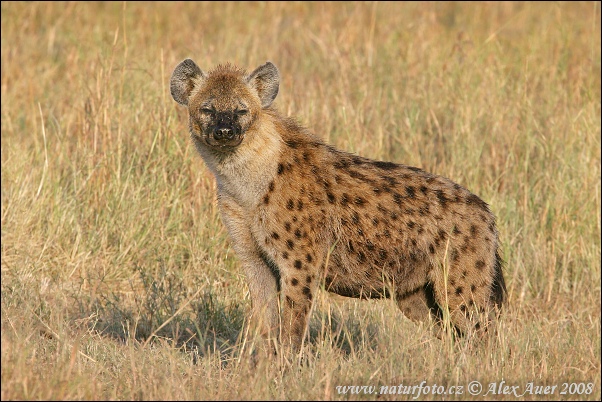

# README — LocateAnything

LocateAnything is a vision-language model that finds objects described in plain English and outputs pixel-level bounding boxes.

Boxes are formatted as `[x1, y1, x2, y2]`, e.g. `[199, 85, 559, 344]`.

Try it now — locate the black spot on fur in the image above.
[327, 192, 336, 203]
[271, 232, 280, 240]
[354, 196, 366, 206]
[450, 248, 459, 262]
[340, 193, 350, 206]
[297, 200, 304, 211]
[286, 199, 294, 210]
[347, 240, 355, 253]
[435, 190, 448, 206]
[407, 221, 415, 229]
[455, 287, 463, 296]
[470, 225, 477, 236]
[285, 140, 299, 149]
[282, 251, 289, 259]
[284, 222, 291, 232]
[420, 186, 428, 195]
[286, 240, 295, 250]
[429, 244, 435, 254]
[306, 254, 313, 263]
[466, 193, 490, 212]
[294, 229, 302, 239]
[334, 159, 350, 169]
[475, 260, 485, 270]
[373, 161, 398, 170]
[277, 163, 284, 175]
[383, 176, 398, 186]
[291, 278, 299, 286]
[352, 212, 360, 224]
[263, 195, 270, 204]
[269, 181, 275, 192]
[294, 260, 302, 269]
[470, 285, 476, 293]
[405, 186, 416, 198]
[349, 170, 375, 184]
[358, 251, 366, 263]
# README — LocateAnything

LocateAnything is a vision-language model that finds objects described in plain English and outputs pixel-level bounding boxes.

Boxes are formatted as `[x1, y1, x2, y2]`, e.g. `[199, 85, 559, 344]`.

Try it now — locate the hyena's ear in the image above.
[246, 62, 280, 108]
[170, 59, 206, 106]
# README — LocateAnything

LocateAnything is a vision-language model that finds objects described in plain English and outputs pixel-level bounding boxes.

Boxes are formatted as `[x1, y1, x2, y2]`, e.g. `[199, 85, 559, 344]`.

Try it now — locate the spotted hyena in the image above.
[170, 59, 506, 352]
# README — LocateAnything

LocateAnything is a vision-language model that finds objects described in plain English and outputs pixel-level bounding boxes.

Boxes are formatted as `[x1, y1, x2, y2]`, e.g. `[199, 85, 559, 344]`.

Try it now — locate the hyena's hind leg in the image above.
[394, 259, 446, 335]
[431, 251, 507, 339]
[395, 282, 445, 332]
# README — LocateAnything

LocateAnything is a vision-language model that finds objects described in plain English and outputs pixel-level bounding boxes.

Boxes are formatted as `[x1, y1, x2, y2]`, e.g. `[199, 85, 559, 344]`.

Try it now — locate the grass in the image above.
[1, 1, 600, 400]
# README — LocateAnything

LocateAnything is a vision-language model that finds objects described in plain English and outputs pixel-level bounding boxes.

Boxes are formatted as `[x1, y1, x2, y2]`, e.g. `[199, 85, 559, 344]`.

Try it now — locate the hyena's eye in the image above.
[200, 108, 214, 115]
[235, 109, 248, 116]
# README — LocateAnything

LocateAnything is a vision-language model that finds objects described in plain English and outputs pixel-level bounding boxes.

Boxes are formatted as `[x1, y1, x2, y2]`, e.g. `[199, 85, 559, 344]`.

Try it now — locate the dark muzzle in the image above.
[207, 112, 243, 148]
[214, 127, 239, 142]
[212, 113, 240, 141]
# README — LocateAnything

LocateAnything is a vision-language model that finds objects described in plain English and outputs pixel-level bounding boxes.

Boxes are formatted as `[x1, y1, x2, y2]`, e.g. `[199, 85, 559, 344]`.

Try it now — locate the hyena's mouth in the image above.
[203, 133, 244, 150]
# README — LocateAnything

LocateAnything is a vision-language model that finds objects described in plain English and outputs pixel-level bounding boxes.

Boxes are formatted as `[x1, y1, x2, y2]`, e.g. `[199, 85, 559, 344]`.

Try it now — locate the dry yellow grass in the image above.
[1, 2, 600, 400]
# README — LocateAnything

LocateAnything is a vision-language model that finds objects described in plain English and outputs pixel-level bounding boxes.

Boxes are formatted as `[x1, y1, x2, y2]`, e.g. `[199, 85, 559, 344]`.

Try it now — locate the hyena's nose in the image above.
[214, 127, 235, 141]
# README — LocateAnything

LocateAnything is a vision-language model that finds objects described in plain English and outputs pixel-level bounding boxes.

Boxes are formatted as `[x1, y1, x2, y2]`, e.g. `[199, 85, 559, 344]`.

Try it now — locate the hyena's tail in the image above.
[489, 250, 507, 308]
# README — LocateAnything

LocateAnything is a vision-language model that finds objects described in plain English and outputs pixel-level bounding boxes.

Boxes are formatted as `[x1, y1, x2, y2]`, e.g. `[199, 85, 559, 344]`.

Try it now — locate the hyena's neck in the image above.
[201, 114, 283, 209]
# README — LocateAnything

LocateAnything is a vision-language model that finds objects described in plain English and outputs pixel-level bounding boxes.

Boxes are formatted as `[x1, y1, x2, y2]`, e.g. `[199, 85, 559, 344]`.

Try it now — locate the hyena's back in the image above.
[264, 131, 506, 335]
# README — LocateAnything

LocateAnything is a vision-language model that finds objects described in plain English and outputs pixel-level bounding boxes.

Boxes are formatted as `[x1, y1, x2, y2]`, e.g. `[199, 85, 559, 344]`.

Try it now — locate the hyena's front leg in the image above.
[281, 271, 317, 352]
[277, 253, 322, 353]
[218, 197, 280, 353]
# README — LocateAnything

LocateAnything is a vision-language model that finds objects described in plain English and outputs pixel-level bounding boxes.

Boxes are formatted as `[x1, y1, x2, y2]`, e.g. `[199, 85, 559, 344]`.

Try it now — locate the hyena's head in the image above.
[170, 59, 279, 151]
